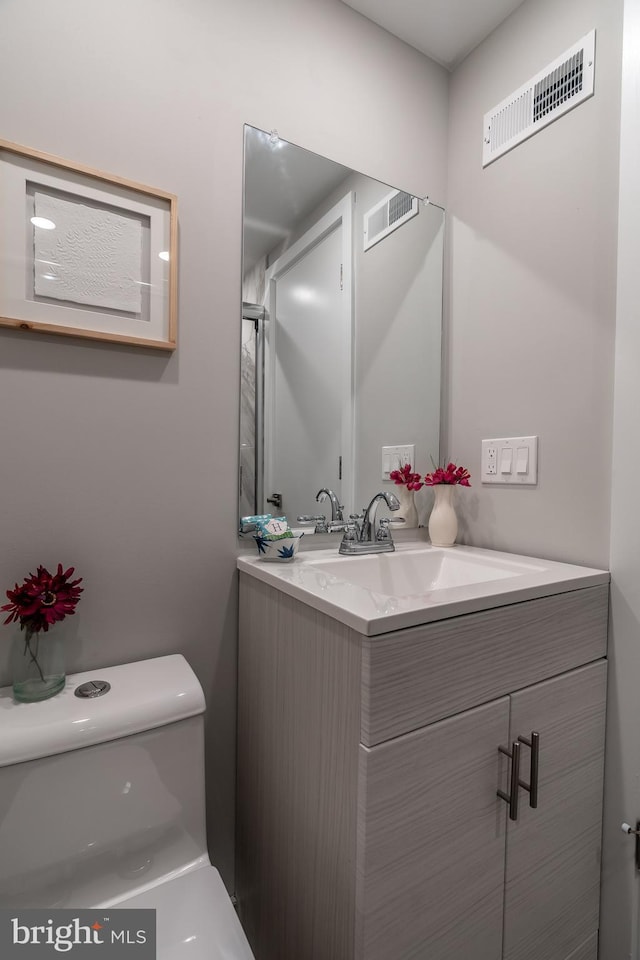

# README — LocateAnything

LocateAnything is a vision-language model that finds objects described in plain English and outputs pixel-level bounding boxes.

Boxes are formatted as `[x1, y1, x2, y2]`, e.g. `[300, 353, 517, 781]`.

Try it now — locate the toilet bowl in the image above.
[0, 655, 255, 959]
[112, 865, 252, 960]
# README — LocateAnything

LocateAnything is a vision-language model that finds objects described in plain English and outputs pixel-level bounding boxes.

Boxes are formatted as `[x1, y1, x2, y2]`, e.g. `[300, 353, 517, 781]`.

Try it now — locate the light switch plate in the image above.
[382, 444, 415, 480]
[481, 436, 538, 484]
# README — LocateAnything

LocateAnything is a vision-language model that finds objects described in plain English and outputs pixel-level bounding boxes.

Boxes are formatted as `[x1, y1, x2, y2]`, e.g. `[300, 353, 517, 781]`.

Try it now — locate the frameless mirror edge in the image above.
[238, 124, 444, 539]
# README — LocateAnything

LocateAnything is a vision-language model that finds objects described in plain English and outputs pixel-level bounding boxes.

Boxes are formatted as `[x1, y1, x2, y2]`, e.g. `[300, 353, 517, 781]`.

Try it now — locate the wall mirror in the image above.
[239, 124, 444, 532]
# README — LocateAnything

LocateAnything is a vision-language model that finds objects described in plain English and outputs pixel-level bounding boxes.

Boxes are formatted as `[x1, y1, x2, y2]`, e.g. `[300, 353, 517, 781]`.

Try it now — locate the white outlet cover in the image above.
[382, 444, 415, 480]
[481, 436, 538, 485]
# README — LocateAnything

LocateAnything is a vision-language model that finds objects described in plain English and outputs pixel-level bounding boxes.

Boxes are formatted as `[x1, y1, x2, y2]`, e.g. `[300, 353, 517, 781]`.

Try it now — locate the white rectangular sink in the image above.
[307, 550, 544, 598]
[237, 542, 609, 635]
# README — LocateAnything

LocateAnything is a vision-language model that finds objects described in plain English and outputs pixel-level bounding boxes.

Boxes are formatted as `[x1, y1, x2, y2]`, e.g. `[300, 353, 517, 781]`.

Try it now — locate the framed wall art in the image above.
[0, 139, 177, 350]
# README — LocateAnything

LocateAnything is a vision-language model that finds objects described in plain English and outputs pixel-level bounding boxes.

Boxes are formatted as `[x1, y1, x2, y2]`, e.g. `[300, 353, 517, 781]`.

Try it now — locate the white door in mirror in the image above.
[481, 436, 538, 484]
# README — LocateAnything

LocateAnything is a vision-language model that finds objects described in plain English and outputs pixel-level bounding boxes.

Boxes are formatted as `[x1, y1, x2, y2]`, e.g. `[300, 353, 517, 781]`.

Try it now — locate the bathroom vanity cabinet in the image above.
[236, 564, 608, 960]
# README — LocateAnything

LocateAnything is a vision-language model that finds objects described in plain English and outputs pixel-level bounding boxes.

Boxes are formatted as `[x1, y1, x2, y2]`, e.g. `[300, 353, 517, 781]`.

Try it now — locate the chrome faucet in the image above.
[316, 488, 344, 522]
[296, 487, 346, 534]
[339, 491, 404, 555]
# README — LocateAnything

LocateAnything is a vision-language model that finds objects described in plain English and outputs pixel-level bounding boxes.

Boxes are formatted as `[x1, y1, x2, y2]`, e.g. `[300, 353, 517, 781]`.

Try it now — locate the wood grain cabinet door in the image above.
[356, 698, 510, 960]
[503, 661, 607, 960]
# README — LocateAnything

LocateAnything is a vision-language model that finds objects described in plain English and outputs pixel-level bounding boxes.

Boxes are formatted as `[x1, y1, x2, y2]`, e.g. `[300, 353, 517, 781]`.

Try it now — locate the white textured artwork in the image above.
[33, 192, 143, 313]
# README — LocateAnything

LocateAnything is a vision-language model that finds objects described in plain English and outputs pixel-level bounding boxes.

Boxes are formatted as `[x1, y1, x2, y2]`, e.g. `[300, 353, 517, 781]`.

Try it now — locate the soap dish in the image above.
[254, 532, 304, 562]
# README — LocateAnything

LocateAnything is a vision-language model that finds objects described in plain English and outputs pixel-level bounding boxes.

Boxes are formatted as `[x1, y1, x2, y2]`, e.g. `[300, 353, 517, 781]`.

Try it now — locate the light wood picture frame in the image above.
[0, 139, 177, 350]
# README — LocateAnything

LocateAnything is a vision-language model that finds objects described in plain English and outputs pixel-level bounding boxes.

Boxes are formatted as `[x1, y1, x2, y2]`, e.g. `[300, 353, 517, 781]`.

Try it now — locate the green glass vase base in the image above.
[10, 625, 66, 703]
[12, 673, 65, 702]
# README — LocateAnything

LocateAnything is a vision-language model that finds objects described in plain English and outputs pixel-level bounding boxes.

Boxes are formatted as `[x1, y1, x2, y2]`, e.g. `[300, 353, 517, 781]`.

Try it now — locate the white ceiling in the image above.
[340, 0, 526, 69]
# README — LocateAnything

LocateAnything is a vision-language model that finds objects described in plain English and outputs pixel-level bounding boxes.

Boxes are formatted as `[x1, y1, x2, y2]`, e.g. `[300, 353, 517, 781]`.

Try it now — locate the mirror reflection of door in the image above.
[240, 124, 445, 533]
[265, 196, 353, 522]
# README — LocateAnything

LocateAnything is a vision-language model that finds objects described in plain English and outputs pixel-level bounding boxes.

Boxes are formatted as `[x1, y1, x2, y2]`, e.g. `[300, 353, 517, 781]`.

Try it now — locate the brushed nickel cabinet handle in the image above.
[518, 731, 540, 808]
[497, 740, 521, 821]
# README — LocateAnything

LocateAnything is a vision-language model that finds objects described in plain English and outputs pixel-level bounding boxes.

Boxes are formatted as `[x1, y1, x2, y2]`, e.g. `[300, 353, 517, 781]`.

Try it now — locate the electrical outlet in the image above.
[481, 437, 538, 484]
[382, 444, 416, 480]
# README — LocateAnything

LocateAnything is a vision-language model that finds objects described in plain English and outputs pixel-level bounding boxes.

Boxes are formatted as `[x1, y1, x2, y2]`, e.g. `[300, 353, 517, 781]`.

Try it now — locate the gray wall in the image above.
[352, 181, 443, 523]
[0, 0, 448, 889]
[448, 1, 626, 950]
[446, 0, 622, 569]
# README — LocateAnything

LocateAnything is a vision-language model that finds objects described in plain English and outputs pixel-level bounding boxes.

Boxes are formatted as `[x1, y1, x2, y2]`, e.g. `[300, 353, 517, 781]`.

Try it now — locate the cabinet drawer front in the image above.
[362, 585, 608, 745]
[356, 698, 509, 960]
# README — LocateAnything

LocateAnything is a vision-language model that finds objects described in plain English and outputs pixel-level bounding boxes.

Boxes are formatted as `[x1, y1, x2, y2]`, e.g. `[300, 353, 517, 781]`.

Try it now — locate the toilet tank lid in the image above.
[0, 654, 206, 767]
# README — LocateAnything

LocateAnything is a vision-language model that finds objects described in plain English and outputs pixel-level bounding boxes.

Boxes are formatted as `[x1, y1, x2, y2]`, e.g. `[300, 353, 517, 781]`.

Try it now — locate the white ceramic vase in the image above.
[428, 484, 457, 546]
[394, 484, 418, 529]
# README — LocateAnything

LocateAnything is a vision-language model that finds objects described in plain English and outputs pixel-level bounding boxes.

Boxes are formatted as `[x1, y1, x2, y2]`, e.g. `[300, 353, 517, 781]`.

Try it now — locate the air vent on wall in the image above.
[363, 190, 419, 251]
[482, 30, 595, 167]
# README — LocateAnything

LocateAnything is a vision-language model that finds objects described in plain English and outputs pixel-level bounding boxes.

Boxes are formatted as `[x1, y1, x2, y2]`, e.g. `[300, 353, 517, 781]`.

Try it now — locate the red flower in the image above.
[389, 463, 424, 491]
[424, 462, 471, 487]
[2, 564, 83, 633]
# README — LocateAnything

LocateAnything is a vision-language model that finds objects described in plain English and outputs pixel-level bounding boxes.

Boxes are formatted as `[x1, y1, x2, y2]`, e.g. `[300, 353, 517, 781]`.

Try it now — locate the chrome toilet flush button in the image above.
[74, 680, 111, 698]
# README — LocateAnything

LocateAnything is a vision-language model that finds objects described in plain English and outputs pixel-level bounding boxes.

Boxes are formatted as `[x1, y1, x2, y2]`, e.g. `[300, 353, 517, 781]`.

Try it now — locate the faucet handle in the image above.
[349, 512, 365, 536]
[297, 514, 329, 533]
[326, 520, 348, 533]
[341, 522, 359, 542]
[378, 516, 406, 541]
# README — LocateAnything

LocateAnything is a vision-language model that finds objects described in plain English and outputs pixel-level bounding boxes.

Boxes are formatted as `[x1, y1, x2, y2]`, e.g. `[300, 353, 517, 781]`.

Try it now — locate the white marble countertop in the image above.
[237, 540, 609, 636]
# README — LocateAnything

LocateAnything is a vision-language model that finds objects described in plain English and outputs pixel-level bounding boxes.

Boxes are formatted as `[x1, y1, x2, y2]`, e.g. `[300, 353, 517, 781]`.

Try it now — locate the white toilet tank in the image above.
[0, 655, 210, 909]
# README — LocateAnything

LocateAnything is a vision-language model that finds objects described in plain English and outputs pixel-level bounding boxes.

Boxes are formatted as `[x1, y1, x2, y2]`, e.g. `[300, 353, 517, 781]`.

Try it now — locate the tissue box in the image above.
[255, 532, 304, 562]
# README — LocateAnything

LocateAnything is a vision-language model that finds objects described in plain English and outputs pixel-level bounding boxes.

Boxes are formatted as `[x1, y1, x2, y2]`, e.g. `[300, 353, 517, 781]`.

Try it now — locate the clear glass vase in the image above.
[11, 624, 66, 702]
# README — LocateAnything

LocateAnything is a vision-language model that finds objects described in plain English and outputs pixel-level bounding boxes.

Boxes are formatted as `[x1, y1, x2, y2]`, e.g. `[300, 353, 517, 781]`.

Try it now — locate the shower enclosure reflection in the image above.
[240, 301, 265, 519]
[239, 125, 444, 529]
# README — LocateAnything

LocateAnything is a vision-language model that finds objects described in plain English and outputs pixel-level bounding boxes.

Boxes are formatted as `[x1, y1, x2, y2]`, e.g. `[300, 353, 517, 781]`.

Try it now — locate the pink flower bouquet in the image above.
[424, 462, 471, 487]
[389, 463, 424, 491]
